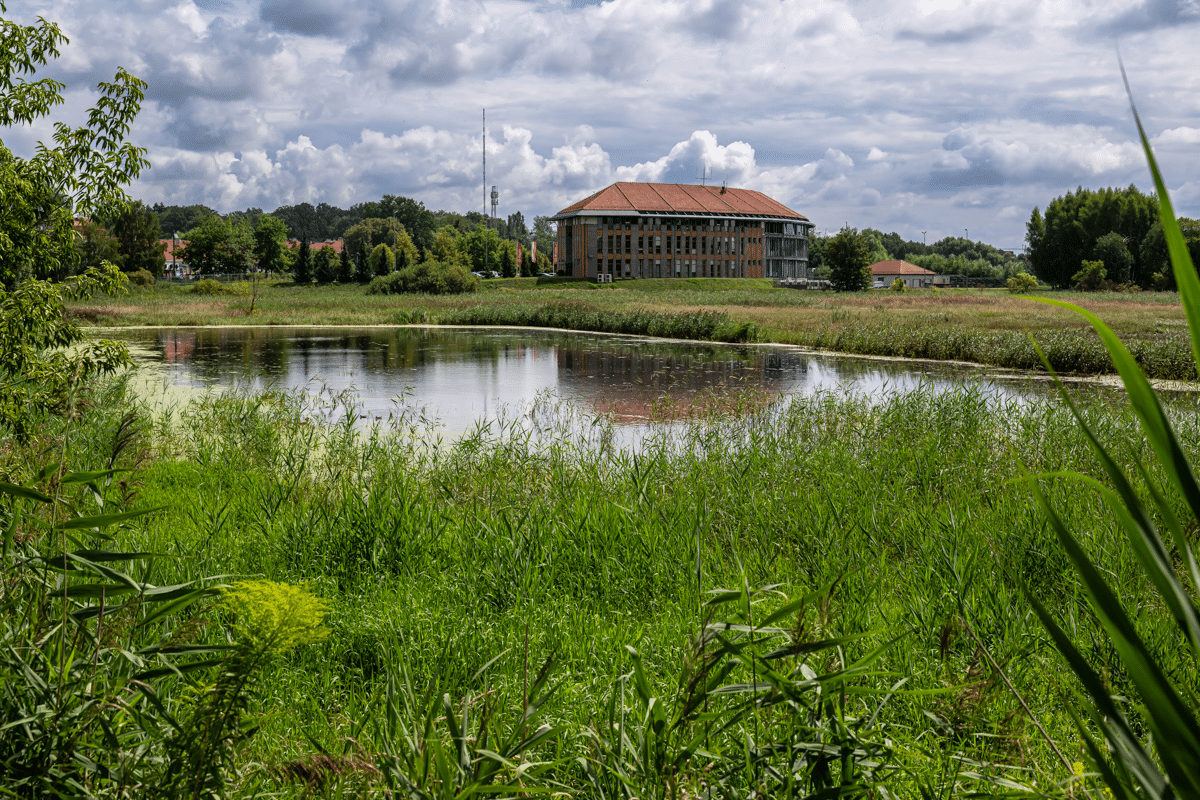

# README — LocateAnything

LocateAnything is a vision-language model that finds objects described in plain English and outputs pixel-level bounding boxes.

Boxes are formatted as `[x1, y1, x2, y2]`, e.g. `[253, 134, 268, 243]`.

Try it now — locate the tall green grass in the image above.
[19, 373, 1177, 795]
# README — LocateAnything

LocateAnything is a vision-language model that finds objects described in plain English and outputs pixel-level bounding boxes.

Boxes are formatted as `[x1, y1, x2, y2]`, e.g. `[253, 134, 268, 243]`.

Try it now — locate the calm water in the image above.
[103, 326, 1080, 432]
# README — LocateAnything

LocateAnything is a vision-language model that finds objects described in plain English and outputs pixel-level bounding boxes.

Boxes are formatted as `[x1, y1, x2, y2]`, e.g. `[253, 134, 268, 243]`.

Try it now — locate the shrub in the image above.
[189, 279, 247, 296]
[190, 278, 226, 295]
[127, 268, 155, 287]
[1071, 259, 1106, 291]
[890, 278, 906, 292]
[366, 260, 479, 295]
[1006, 272, 1039, 294]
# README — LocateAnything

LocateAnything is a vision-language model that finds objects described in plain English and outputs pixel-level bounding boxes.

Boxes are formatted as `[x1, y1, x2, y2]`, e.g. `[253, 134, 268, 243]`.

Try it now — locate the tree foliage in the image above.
[1027, 185, 1157, 288]
[252, 214, 290, 274]
[1140, 218, 1200, 289]
[826, 226, 872, 292]
[180, 216, 253, 275]
[357, 195, 436, 250]
[293, 234, 311, 284]
[313, 245, 338, 284]
[0, 4, 150, 287]
[369, 243, 395, 277]
[430, 226, 468, 269]
[1092, 231, 1134, 284]
[72, 219, 121, 275]
[460, 224, 503, 274]
[106, 200, 165, 276]
[152, 203, 216, 238]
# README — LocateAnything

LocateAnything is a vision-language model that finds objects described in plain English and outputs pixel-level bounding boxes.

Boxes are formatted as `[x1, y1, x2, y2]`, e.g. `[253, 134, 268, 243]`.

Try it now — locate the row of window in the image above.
[598, 233, 762, 256]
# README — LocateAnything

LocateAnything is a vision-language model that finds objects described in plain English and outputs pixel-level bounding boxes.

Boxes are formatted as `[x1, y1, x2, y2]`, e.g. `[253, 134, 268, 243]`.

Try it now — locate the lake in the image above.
[99, 326, 1096, 436]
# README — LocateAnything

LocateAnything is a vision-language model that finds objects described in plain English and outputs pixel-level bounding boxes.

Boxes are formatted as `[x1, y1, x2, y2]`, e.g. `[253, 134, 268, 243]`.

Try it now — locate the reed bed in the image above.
[6, 372, 1194, 797]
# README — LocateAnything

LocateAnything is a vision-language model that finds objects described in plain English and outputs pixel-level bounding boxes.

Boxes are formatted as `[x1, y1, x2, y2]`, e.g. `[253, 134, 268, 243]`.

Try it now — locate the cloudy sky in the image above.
[3, 0, 1198, 247]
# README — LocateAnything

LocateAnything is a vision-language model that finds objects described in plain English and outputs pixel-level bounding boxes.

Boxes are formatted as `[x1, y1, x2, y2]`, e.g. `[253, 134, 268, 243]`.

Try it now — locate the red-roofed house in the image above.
[287, 238, 345, 254]
[550, 182, 813, 280]
[870, 260, 945, 288]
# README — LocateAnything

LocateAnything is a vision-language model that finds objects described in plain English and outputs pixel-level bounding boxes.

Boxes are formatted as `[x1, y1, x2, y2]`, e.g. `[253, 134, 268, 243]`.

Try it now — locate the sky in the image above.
[3, 0, 1199, 249]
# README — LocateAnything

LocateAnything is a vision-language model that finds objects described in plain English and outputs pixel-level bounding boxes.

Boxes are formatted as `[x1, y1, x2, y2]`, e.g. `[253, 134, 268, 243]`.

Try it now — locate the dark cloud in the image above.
[260, 0, 355, 36]
[895, 23, 996, 45]
[1089, 0, 1200, 36]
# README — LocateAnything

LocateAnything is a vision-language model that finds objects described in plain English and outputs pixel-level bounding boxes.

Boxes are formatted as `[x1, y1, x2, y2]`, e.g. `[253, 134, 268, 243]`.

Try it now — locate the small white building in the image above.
[870, 260, 943, 288]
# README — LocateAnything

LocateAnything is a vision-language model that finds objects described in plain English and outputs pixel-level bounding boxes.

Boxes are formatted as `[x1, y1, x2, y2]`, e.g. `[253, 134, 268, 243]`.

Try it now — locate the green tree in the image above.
[313, 245, 338, 284]
[505, 211, 528, 241]
[343, 218, 396, 256]
[355, 241, 372, 283]
[376, 194, 436, 250]
[1028, 185, 1157, 287]
[430, 226, 467, 268]
[532, 216, 556, 261]
[253, 215, 290, 275]
[499, 241, 516, 278]
[393, 230, 419, 272]
[72, 219, 122, 275]
[825, 226, 872, 292]
[1140, 218, 1200, 288]
[1092, 231, 1134, 284]
[0, 1, 145, 433]
[460, 224, 503, 274]
[337, 245, 353, 283]
[293, 234, 312, 284]
[107, 200, 166, 275]
[369, 243, 395, 277]
[152, 203, 216, 239]
[1, 5, 149, 286]
[179, 216, 252, 275]
[178, 216, 228, 275]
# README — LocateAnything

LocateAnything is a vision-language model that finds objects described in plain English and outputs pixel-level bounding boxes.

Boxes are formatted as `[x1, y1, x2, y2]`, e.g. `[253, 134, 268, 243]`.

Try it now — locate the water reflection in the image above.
[115, 326, 1072, 429]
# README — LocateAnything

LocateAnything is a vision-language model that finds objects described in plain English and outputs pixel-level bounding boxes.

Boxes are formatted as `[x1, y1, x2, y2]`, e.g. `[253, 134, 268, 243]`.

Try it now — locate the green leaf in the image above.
[0, 482, 52, 503]
[52, 505, 167, 531]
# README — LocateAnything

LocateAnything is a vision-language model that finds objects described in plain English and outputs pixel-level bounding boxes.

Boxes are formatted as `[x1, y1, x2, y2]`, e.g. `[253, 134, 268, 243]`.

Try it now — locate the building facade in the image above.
[552, 182, 813, 280]
[869, 260, 947, 288]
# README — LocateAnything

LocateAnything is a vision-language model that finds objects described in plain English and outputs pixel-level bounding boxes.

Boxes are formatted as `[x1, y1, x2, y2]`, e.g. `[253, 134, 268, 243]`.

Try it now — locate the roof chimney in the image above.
[720, 181, 727, 194]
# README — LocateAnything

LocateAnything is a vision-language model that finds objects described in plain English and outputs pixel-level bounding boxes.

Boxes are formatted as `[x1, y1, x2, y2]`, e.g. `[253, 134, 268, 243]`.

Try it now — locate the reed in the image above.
[3, 370, 1179, 795]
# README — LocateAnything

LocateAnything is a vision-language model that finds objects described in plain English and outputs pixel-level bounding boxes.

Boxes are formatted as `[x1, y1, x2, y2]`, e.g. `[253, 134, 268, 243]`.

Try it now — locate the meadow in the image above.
[4, 369, 1195, 797]
[69, 278, 1196, 378]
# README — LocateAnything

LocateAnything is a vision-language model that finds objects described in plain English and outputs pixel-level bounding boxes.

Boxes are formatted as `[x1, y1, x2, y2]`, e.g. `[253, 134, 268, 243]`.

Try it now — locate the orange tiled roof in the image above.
[555, 182, 807, 220]
[286, 238, 344, 253]
[870, 260, 934, 275]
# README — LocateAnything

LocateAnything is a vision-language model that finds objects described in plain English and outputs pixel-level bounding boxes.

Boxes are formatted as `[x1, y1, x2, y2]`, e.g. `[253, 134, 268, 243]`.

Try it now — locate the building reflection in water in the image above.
[125, 326, 1035, 429]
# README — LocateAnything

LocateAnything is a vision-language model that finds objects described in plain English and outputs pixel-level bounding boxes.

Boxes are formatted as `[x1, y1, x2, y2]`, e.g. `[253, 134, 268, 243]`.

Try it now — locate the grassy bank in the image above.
[5, 375, 1194, 796]
[69, 278, 1193, 378]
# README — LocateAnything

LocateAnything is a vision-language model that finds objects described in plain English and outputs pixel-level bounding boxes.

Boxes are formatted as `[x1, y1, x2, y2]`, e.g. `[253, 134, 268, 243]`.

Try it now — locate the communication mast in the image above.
[483, 109, 487, 275]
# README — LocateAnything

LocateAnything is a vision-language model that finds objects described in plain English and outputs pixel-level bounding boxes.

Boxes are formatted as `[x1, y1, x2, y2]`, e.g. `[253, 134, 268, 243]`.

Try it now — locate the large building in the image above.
[551, 182, 813, 280]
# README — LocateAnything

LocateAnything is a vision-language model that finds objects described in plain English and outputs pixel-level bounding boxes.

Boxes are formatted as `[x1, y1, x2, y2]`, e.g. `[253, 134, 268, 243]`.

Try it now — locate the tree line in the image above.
[1026, 184, 1200, 289]
[64, 192, 561, 284]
